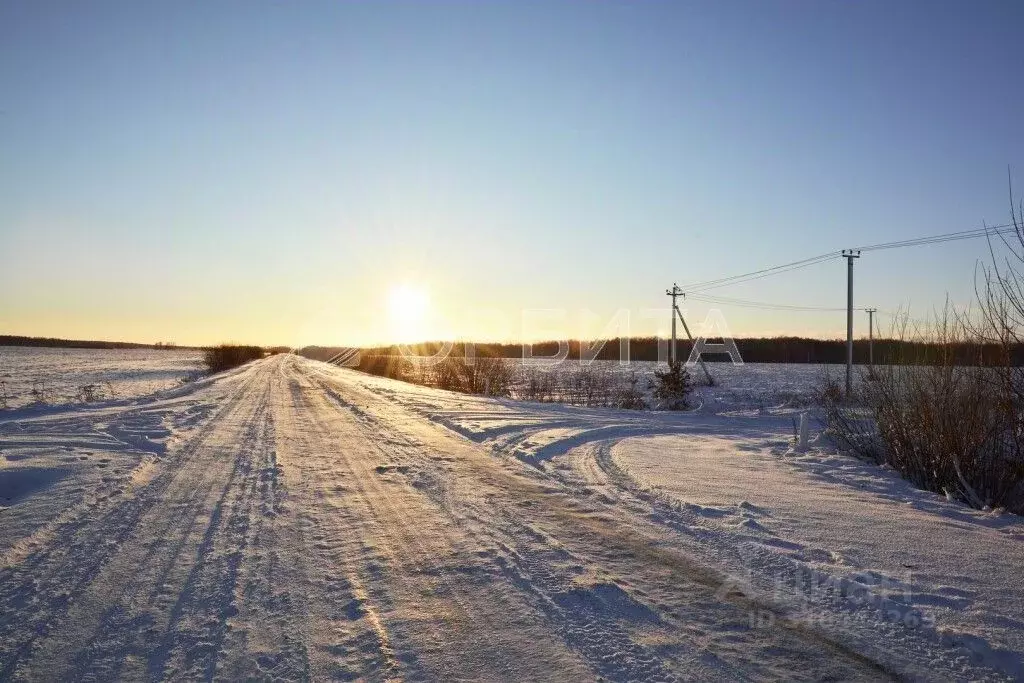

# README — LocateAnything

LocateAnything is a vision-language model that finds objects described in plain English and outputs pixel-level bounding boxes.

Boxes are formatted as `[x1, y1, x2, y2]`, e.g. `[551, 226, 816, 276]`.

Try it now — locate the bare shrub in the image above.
[817, 372, 884, 463]
[427, 353, 515, 395]
[78, 384, 101, 402]
[515, 364, 646, 409]
[430, 355, 466, 392]
[203, 345, 265, 374]
[476, 356, 516, 396]
[518, 366, 557, 402]
[565, 365, 615, 406]
[822, 292, 1024, 513]
[821, 179, 1024, 514]
[614, 370, 648, 410]
[357, 354, 414, 382]
[353, 352, 647, 409]
[265, 346, 292, 355]
[878, 367, 1020, 507]
[30, 381, 55, 404]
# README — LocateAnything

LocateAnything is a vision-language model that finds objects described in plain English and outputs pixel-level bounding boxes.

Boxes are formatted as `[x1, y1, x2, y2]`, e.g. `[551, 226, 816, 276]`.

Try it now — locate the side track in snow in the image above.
[0, 355, 1019, 681]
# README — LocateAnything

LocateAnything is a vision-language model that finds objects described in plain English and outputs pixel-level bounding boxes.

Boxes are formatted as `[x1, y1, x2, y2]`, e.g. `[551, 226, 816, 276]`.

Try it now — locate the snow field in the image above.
[0, 352, 1021, 680]
[0, 346, 203, 410]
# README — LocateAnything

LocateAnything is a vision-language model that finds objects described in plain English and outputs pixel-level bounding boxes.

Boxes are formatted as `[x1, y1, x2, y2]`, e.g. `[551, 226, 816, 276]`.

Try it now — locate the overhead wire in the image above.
[685, 292, 854, 312]
[853, 221, 1020, 253]
[685, 252, 841, 292]
[681, 221, 1022, 298]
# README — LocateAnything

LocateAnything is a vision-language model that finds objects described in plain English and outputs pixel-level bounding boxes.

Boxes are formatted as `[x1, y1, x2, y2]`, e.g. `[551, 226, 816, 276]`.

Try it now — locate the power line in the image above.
[689, 293, 943, 328]
[686, 292, 855, 312]
[854, 221, 1020, 253]
[675, 221, 1023, 347]
[682, 221, 1021, 293]
[873, 308, 953, 328]
[686, 252, 841, 292]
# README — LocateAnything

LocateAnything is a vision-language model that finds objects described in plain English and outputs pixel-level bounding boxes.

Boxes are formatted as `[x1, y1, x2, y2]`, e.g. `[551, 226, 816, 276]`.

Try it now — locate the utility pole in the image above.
[865, 307, 877, 379]
[842, 250, 861, 396]
[665, 283, 715, 384]
[666, 283, 682, 363]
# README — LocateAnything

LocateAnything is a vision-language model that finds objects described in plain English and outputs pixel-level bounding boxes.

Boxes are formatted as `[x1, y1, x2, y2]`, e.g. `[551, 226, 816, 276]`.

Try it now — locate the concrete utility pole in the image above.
[865, 307, 877, 379]
[842, 250, 861, 396]
[666, 283, 683, 363]
[665, 284, 715, 384]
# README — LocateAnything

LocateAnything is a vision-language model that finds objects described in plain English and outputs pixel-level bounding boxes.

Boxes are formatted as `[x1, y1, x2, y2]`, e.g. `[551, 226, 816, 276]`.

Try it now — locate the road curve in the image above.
[0, 355, 922, 681]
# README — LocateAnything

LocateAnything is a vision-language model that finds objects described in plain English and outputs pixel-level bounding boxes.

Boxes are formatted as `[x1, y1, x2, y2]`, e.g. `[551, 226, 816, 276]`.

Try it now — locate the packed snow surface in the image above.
[0, 353, 1021, 681]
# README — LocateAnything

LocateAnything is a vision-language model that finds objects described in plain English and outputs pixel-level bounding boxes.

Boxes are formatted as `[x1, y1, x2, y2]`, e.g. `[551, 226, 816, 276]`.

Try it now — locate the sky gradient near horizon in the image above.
[2, 1, 1024, 346]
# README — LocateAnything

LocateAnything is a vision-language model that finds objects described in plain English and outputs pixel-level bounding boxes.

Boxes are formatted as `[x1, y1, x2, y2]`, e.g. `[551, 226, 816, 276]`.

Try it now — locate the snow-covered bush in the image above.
[651, 360, 693, 410]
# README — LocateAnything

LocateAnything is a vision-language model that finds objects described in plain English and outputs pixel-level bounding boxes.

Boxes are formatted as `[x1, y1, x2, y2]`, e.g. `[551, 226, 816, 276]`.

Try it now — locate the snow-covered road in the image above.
[1, 355, 1021, 681]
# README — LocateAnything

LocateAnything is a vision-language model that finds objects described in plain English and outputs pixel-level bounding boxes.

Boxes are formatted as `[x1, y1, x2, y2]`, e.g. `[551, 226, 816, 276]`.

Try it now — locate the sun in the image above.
[388, 284, 430, 342]
[389, 284, 429, 321]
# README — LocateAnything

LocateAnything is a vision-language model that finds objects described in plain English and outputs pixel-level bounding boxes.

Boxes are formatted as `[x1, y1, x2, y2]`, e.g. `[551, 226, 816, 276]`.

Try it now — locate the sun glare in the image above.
[389, 284, 430, 342]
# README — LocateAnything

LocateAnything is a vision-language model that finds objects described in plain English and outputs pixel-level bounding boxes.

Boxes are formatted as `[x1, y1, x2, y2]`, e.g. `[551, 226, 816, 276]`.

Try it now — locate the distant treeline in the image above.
[301, 336, 1024, 366]
[0, 335, 196, 350]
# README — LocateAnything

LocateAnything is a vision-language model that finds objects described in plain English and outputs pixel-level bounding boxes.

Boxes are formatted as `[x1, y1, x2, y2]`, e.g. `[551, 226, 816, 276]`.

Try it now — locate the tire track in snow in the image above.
[289, 358, 594, 680]
[0, 364, 261, 678]
[272, 367, 407, 680]
[307, 366, 733, 680]
[317, 362, 900, 681]
[0, 362, 312, 680]
[146, 368, 309, 681]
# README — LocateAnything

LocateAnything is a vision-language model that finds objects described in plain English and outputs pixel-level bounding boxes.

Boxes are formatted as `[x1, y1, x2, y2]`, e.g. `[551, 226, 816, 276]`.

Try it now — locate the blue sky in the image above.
[1, 1, 1022, 346]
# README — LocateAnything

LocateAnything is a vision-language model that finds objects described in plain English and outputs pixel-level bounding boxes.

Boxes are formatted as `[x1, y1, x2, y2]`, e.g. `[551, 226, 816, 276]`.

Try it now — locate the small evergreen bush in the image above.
[652, 360, 693, 410]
